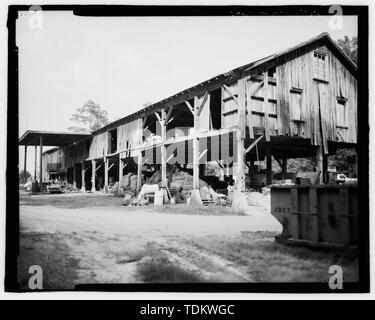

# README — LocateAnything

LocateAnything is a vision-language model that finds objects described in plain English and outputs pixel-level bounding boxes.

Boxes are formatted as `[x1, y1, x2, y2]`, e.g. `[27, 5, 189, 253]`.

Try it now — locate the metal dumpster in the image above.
[270, 184, 358, 247]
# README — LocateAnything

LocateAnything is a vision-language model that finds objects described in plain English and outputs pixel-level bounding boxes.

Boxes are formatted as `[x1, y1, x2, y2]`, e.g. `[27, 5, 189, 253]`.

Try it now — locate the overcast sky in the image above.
[17, 12, 357, 174]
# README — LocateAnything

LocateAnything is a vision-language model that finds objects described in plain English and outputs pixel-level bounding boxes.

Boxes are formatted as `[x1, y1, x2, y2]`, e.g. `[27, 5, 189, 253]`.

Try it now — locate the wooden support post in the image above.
[193, 97, 200, 189]
[39, 135, 43, 184]
[104, 156, 109, 193]
[323, 153, 328, 184]
[118, 153, 123, 183]
[72, 164, 76, 187]
[282, 158, 288, 173]
[263, 72, 270, 141]
[81, 161, 86, 192]
[24, 145, 27, 182]
[266, 142, 272, 185]
[161, 109, 167, 188]
[34, 144, 37, 180]
[236, 78, 247, 192]
[315, 145, 327, 184]
[137, 151, 142, 191]
[91, 160, 96, 192]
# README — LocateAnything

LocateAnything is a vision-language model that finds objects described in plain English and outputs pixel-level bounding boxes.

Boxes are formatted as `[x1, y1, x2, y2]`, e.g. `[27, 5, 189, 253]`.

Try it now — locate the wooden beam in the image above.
[24, 145, 27, 182]
[161, 109, 167, 187]
[197, 91, 209, 117]
[275, 158, 283, 169]
[166, 154, 174, 163]
[199, 148, 208, 160]
[223, 85, 239, 104]
[72, 164, 76, 188]
[39, 135, 43, 184]
[251, 80, 264, 95]
[34, 144, 37, 180]
[167, 109, 183, 124]
[245, 135, 264, 154]
[165, 105, 174, 123]
[95, 163, 103, 172]
[282, 158, 288, 174]
[193, 96, 200, 189]
[142, 115, 148, 128]
[266, 142, 272, 185]
[81, 161, 86, 192]
[91, 159, 96, 192]
[263, 72, 270, 141]
[108, 162, 115, 172]
[236, 78, 247, 191]
[104, 156, 109, 193]
[216, 160, 224, 170]
[246, 78, 254, 139]
[154, 111, 162, 124]
[118, 153, 123, 183]
[137, 151, 143, 191]
[184, 100, 194, 115]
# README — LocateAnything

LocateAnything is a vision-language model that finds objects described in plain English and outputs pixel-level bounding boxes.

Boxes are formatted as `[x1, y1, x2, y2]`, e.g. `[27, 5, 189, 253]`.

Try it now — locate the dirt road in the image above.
[18, 194, 358, 288]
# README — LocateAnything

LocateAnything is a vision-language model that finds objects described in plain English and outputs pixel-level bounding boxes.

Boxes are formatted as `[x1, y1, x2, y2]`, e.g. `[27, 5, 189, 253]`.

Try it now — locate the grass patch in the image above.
[130, 243, 206, 283]
[154, 204, 245, 216]
[18, 231, 80, 290]
[137, 260, 205, 283]
[20, 194, 124, 209]
[187, 231, 359, 283]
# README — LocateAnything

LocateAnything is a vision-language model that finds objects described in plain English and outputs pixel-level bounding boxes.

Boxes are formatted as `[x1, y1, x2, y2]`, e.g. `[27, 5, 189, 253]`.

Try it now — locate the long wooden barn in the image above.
[19, 32, 357, 193]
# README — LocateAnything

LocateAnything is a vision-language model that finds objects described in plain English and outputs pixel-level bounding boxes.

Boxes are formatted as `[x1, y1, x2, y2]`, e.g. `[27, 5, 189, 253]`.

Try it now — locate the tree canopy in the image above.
[68, 100, 109, 133]
[336, 36, 357, 65]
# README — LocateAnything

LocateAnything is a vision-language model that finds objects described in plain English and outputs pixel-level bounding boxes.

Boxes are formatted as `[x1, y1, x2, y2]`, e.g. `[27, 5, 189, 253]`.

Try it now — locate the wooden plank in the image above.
[245, 135, 264, 154]
[34, 144, 37, 179]
[161, 109, 167, 188]
[251, 80, 264, 95]
[165, 105, 174, 123]
[263, 72, 270, 141]
[39, 135, 43, 183]
[81, 161, 86, 191]
[246, 80, 254, 139]
[223, 85, 239, 104]
[184, 100, 194, 115]
[104, 156, 109, 193]
[137, 151, 142, 191]
[197, 91, 209, 117]
[154, 111, 162, 124]
[236, 79, 247, 191]
[118, 153, 123, 183]
[24, 146, 27, 182]
[199, 148, 208, 160]
[91, 159, 96, 192]
[193, 96, 200, 189]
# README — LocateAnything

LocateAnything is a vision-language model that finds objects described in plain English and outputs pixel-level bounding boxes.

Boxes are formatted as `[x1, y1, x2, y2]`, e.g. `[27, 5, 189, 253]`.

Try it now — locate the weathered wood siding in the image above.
[117, 118, 142, 158]
[220, 43, 357, 147]
[42, 148, 66, 178]
[65, 139, 90, 167]
[89, 132, 108, 159]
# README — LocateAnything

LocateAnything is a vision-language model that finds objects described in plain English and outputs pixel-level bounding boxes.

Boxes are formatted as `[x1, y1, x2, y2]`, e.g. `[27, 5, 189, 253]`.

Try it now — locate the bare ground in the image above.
[18, 193, 358, 289]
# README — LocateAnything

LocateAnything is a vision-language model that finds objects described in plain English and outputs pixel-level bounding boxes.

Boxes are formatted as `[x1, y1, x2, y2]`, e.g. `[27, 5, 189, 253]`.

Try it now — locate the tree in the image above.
[68, 100, 109, 133]
[336, 36, 357, 65]
[19, 170, 31, 184]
